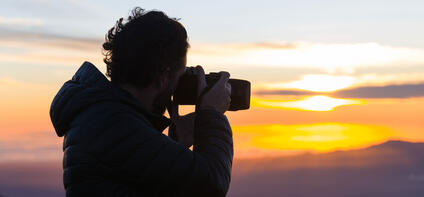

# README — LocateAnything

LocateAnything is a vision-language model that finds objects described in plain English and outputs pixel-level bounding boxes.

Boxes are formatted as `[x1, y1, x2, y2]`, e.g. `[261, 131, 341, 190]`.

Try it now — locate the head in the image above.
[103, 7, 189, 115]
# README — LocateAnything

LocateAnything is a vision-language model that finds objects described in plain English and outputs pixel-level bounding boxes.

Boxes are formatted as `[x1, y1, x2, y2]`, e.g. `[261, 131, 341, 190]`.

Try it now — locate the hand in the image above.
[195, 66, 232, 113]
[167, 102, 195, 148]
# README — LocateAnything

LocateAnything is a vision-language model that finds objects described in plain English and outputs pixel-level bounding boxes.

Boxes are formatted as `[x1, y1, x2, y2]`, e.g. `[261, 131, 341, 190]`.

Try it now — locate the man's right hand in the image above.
[195, 65, 232, 113]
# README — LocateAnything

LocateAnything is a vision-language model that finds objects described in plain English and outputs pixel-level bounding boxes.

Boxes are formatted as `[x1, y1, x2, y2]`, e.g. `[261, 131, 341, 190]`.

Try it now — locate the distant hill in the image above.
[0, 161, 63, 197]
[0, 140, 423, 197]
[229, 140, 424, 197]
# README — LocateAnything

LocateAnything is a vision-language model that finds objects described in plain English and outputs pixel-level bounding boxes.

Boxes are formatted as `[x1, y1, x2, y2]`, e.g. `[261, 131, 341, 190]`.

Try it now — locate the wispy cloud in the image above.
[0, 16, 43, 26]
[0, 30, 103, 66]
[332, 83, 424, 98]
[189, 42, 424, 74]
[0, 29, 102, 50]
[251, 42, 298, 50]
[255, 89, 315, 96]
[1, 31, 424, 89]
[256, 83, 424, 99]
[1, 31, 423, 73]
[0, 130, 61, 161]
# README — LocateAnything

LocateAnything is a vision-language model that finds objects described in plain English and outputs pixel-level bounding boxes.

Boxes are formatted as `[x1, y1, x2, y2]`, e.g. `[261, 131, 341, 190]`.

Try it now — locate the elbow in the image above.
[206, 183, 230, 197]
[205, 171, 231, 197]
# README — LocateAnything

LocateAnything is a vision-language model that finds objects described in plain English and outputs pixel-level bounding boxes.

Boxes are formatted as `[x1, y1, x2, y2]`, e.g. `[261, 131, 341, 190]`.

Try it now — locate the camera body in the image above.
[173, 67, 251, 111]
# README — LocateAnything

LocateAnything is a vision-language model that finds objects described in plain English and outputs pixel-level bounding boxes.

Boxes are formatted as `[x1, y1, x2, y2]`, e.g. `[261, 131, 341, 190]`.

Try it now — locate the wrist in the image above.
[168, 123, 178, 141]
[199, 105, 215, 111]
[196, 104, 221, 114]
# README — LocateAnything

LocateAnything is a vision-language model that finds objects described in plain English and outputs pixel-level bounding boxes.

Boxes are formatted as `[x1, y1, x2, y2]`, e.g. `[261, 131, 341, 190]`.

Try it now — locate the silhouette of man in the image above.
[50, 7, 233, 197]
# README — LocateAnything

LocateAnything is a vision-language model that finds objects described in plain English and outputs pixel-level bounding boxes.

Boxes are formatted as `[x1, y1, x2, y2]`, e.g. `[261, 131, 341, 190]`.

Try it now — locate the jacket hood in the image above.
[50, 61, 170, 137]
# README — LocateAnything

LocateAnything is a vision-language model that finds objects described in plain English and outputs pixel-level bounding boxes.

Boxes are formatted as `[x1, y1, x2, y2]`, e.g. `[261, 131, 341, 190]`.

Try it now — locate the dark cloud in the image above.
[332, 83, 424, 98]
[354, 65, 424, 75]
[255, 89, 317, 96]
[255, 83, 424, 99]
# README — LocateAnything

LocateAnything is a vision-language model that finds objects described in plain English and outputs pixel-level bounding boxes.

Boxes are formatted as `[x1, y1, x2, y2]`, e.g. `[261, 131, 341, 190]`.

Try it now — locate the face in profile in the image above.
[152, 58, 187, 115]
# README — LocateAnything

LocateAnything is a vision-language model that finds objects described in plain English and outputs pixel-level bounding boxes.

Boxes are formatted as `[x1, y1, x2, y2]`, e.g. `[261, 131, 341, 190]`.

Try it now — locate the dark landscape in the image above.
[1, 140, 424, 197]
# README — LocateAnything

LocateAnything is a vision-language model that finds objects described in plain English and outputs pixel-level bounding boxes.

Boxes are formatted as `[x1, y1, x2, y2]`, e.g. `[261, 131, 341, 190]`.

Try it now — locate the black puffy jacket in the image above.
[50, 62, 233, 196]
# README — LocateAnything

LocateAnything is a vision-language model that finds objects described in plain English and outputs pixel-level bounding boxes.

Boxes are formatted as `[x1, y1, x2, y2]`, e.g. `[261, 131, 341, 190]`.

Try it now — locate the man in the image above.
[50, 7, 233, 197]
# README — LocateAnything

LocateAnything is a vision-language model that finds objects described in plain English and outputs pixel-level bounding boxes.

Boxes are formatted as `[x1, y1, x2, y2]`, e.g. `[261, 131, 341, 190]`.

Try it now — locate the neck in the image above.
[120, 83, 156, 113]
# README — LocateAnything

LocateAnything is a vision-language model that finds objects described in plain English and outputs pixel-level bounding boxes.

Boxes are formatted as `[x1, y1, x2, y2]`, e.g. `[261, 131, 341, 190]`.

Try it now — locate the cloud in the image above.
[255, 83, 424, 99]
[0, 130, 61, 161]
[188, 42, 424, 74]
[0, 29, 103, 66]
[252, 42, 298, 50]
[0, 29, 102, 50]
[262, 74, 356, 92]
[1, 30, 424, 76]
[0, 16, 43, 26]
[332, 83, 424, 98]
[255, 89, 315, 96]
[1, 29, 424, 89]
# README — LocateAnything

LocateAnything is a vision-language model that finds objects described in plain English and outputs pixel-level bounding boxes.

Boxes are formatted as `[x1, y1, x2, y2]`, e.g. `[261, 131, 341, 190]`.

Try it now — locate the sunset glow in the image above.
[233, 123, 396, 153]
[0, 0, 423, 171]
[188, 42, 424, 74]
[252, 96, 364, 111]
[266, 75, 356, 92]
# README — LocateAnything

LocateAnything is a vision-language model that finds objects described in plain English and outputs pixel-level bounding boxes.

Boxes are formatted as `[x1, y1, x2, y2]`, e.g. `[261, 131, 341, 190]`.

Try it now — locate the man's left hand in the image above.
[168, 102, 195, 148]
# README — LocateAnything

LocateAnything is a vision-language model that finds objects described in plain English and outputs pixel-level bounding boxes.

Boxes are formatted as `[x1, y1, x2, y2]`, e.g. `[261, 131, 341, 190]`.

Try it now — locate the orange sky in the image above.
[1, 76, 423, 160]
[1, 28, 424, 161]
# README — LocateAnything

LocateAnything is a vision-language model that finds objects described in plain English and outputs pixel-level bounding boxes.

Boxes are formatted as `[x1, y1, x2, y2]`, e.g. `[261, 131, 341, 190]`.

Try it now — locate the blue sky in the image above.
[1, 0, 424, 46]
[1, 0, 424, 90]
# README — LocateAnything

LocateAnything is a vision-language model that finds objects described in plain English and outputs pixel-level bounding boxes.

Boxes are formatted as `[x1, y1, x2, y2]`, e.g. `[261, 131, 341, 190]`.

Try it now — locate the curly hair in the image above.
[103, 7, 190, 87]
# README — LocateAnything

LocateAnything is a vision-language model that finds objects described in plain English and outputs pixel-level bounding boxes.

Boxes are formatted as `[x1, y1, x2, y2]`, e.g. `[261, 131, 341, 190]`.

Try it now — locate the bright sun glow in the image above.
[267, 74, 356, 92]
[233, 123, 396, 152]
[252, 95, 364, 111]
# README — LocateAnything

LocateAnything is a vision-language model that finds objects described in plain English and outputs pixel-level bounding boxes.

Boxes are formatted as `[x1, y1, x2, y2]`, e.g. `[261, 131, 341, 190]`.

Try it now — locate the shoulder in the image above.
[76, 100, 151, 129]
[64, 100, 155, 148]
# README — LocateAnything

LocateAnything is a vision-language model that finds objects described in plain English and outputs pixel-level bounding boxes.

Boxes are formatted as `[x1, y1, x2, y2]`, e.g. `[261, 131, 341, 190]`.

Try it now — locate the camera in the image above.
[173, 67, 251, 111]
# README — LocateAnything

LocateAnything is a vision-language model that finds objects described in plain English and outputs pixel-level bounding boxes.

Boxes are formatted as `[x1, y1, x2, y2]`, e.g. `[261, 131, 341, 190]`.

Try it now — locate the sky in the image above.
[1, 0, 424, 162]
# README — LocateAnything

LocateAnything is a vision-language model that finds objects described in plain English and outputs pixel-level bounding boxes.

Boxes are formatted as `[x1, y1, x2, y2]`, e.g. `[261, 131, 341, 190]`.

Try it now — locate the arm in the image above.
[189, 109, 233, 196]
[120, 66, 232, 196]
[107, 110, 232, 197]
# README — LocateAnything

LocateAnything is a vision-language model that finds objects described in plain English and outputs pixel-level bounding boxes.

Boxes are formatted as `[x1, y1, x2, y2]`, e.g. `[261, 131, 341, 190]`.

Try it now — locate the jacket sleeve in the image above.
[101, 109, 233, 197]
